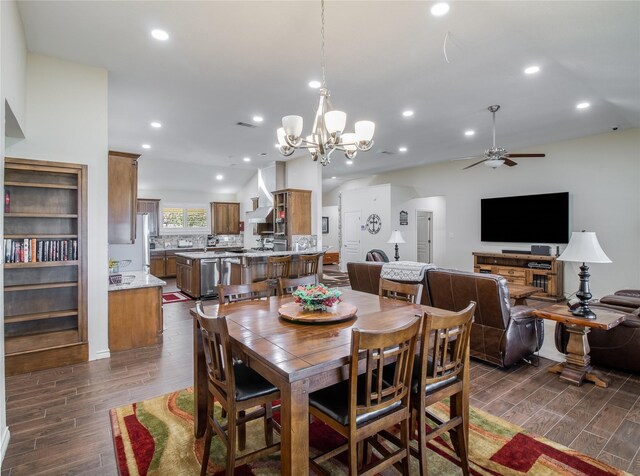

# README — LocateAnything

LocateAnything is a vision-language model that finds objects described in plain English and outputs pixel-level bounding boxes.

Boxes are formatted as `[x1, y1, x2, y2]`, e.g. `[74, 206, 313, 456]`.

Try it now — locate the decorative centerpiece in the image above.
[292, 283, 342, 312]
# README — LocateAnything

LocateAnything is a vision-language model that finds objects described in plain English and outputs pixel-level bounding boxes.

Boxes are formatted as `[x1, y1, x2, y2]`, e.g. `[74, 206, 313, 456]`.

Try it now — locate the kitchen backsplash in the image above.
[291, 235, 317, 250]
[151, 234, 243, 249]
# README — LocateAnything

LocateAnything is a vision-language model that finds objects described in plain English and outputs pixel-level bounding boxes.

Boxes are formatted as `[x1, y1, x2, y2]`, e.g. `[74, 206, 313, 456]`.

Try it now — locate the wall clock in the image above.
[366, 214, 382, 234]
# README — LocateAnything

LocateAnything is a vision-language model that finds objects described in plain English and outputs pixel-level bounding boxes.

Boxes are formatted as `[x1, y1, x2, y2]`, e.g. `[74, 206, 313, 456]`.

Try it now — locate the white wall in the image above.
[6, 53, 109, 361]
[321, 206, 339, 251]
[235, 172, 258, 249]
[1, 0, 26, 135]
[285, 155, 323, 246]
[326, 129, 640, 297]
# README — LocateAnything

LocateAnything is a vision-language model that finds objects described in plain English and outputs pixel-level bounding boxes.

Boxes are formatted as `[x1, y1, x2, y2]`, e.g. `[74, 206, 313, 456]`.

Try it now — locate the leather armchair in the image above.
[346, 262, 543, 367]
[365, 249, 390, 262]
[555, 289, 640, 373]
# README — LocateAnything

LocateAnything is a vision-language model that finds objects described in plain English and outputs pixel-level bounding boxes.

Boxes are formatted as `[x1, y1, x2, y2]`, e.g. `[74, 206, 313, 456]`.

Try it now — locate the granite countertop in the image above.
[108, 271, 166, 292]
[151, 245, 243, 252]
[175, 247, 329, 260]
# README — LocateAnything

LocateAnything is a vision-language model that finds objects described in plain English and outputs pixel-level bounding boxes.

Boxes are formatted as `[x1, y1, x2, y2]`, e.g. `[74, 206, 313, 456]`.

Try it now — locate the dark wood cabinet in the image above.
[137, 198, 160, 237]
[211, 201, 240, 235]
[176, 256, 199, 298]
[150, 253, 165, 277]
[165, 254, 177, 277]
[3, 157, 88, 375]
[108, 286, 163, 351]
[273, 189, 311, 244]
[108, 151, 139, 244]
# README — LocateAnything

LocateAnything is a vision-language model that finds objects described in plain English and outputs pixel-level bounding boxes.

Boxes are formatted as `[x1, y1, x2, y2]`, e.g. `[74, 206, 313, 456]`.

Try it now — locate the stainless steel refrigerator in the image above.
[108, 214, 151, 272]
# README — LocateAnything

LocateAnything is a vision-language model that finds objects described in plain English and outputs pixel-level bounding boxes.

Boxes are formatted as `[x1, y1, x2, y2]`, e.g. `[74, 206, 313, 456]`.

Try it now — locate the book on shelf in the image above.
[3, 238, 78, 263]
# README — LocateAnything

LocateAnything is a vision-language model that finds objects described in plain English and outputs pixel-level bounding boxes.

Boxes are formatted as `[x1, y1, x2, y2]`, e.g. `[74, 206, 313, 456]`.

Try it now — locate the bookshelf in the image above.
[3, 157, 88, 375]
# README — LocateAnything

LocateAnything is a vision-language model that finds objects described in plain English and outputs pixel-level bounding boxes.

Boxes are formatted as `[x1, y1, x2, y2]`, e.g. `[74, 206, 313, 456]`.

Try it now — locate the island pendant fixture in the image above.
[276, 0, 375, 166]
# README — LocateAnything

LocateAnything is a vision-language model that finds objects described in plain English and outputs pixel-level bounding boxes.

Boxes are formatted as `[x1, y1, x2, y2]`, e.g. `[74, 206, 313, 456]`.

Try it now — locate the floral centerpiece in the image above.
[292, 283, 342, 312]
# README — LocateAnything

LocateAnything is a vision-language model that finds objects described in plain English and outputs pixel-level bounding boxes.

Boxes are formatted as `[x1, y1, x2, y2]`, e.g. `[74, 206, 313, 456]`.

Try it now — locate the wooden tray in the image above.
[279, 301, 358, 324]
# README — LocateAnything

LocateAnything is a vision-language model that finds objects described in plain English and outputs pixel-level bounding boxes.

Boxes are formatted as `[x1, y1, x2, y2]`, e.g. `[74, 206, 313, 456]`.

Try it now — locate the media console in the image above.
[473, 251, 564, 302]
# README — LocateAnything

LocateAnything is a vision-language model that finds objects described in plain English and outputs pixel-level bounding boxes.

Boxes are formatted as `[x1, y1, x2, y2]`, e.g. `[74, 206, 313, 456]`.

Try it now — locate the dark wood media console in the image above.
[473, 251, 564, 302]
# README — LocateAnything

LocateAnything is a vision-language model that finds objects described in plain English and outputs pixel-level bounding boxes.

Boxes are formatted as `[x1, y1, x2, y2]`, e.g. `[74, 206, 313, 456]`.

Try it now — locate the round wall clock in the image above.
[366, 214, 382, 234]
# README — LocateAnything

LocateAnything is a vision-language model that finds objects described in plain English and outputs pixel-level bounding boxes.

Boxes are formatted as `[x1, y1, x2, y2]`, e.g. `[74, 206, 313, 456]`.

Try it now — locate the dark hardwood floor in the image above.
[2, 284, 639, 475]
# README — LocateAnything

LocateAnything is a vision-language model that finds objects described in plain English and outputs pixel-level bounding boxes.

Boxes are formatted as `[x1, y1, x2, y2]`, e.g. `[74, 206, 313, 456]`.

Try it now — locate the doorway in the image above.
[341, 211, 361, 272]
[416, 210, 433, 263]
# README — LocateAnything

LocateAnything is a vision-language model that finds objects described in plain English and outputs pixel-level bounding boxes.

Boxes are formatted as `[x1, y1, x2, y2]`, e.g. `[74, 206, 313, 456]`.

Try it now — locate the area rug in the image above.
[110, 388, 629, 476]
[162, 291, 192, 304]
[322, 264, 351, 288]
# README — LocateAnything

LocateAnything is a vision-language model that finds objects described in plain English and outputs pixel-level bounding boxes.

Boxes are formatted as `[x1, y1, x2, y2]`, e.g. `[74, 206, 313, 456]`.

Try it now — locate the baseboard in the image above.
[1, 426, 10, 464]
[93, 349, 111, 360]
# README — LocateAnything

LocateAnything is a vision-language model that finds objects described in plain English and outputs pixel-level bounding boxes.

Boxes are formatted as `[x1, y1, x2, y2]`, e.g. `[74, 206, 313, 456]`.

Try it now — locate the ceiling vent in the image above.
[236, 121, 257, 128]
[376, 150, 395, 155]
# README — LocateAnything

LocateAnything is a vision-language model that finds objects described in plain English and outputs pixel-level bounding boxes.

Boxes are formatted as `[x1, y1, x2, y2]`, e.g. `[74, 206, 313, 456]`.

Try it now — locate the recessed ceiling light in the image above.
[464, 130, 475, 136]
[430, 2, 450, 16]
[151, 29, 169, 41]
[274, 143, 280, 148]
[243, 157, 251, 162]
[576, 102, 590, 110]
[142, 144, 151, 149]
[331, 176, 337, 179]
[150, 121, 162, 128]
[398, 146, 408, 152]
[308, 80, 321, 88]
[346, 159, 353, 165]
[524, 65, 540, 75]
[402, 110, 414, 117]
[216, 174, 224, 180]
[252, 115, 264, 123]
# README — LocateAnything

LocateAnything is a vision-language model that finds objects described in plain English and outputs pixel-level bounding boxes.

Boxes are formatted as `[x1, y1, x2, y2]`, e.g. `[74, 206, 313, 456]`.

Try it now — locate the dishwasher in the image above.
[200, 258, 231, 298]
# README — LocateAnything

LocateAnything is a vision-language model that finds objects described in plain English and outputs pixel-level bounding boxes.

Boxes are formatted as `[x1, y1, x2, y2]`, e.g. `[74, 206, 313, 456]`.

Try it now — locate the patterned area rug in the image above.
[322, 264, 351, 288]
[110, 388, 628, 475]
[162, 291, 192, 304]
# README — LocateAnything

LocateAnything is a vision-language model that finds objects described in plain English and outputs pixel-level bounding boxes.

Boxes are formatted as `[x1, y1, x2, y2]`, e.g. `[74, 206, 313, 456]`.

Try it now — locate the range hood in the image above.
[246, 162, 285, 224]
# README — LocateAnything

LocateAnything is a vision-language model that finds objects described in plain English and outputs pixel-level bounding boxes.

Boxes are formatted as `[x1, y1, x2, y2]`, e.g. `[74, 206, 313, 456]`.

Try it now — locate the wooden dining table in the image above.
[191, 288, 460, 475]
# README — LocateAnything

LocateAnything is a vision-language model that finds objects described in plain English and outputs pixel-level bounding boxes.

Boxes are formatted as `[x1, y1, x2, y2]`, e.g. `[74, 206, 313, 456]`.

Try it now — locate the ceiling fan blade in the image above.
[463, 159, 488, 170]
[504, 153, 546, 158]
[450, 155, 483, 162]
[503, 158, 518, 167]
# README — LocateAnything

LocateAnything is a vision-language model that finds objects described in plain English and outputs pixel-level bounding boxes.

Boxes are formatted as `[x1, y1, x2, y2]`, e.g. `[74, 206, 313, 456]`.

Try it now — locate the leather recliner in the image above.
[365, 249, 390, 263]
[346, 262, 543, 367]
[555, 289, 640, 373]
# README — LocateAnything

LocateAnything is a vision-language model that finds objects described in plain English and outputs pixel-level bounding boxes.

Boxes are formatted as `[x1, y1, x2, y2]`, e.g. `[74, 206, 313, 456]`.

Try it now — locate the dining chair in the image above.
[217, 281, 271, 304]
[266, 255, 292, 280]
[195, 301, 281, 475]
[298, 253, 321, 277]
[412, 301, 476, 475]
[278, 274, 318, 296]
[378, 277, 423, 304]
[307, 315, 421, 475]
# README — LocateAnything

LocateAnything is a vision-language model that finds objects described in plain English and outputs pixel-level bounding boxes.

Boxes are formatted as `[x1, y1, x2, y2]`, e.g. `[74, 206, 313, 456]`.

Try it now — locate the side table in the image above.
[532, 304, 626, 388]
[508, 284, 543, 306]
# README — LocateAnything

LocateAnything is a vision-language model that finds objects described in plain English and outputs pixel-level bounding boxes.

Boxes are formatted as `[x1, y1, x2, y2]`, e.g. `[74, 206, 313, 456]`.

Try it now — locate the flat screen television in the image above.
[481, 192, 570, 244]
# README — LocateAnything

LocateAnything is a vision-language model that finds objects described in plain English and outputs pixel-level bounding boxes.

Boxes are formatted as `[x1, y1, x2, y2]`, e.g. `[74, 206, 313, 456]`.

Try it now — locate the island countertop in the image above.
[108, 271, 167, 292]
[175, 247, 328, 260]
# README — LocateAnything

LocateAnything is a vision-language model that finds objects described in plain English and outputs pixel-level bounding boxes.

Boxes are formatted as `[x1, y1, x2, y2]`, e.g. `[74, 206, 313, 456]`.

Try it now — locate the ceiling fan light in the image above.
[325, 111, 347, 134]
[355, 120, 375, 142]
[484, 159, 505, 169]
[282, 115, 303, 138]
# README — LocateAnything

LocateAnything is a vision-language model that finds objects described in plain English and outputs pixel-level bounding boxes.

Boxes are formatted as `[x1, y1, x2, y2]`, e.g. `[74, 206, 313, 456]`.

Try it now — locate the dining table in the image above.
[191, 288, 460, 475]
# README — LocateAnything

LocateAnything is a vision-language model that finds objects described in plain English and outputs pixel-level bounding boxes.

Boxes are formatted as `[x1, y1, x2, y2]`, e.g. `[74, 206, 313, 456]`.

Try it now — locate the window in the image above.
[161, 204, 209, 233]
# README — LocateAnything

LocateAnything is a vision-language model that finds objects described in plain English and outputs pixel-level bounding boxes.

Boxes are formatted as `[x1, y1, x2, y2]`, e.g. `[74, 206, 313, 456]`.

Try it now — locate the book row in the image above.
[4, 238, 78, 263]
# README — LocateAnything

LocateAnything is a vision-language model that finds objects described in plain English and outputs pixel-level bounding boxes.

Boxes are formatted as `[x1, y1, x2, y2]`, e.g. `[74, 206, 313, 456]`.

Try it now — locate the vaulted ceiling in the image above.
[17, 1, 640, 193]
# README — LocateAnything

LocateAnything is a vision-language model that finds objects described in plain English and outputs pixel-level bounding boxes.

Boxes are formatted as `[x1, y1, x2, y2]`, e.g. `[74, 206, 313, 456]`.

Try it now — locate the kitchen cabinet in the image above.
[108, 285, 163, 351]
[137, 198, 160, 237]
[3, 157, 88, 375]
[108, 151, 140, 244]
[165, 253, 178, 277]
[150, 253, 165, 277]
[273, 189, 311, 245]
[176, 256, 199, 298]
[211, 202, 240, 235]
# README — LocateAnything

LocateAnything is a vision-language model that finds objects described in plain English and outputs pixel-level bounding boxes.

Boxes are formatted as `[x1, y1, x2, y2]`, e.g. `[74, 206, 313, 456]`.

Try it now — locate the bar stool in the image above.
[266, 255, 291, 280]
[298, 253, 320, 278]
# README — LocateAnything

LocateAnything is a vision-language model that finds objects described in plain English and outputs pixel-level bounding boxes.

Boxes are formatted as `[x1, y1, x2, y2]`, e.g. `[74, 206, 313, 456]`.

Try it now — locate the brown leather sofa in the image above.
[347, 262, 543, 367]
[555, 290, 640, 373]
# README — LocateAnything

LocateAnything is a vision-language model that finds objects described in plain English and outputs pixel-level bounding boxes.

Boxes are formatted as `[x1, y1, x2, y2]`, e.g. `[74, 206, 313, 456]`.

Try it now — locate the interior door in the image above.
[341, 211, 361, 272]
[416, 211, 433, 263]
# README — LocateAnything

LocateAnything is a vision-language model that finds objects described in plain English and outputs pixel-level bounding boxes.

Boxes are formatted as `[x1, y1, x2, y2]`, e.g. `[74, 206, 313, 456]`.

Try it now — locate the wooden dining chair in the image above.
[266, 255, 292, 280]
[217, 281, 271, 304]
[298, 253, 321, 277]
[412, 301, 476, 476]
[308, 315, 421, 475]
[195, 302, 281, 475]
[378, 277, 423, 304]
[278, 274, 317, 296]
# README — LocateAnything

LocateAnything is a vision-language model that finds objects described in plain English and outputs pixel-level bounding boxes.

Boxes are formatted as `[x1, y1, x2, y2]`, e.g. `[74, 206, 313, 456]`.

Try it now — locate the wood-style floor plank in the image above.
[2, 288, 639, 474]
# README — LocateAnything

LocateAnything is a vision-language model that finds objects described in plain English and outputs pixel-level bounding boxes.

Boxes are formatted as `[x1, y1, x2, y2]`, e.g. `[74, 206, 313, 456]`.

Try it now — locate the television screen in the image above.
[481, 192, 570, 244]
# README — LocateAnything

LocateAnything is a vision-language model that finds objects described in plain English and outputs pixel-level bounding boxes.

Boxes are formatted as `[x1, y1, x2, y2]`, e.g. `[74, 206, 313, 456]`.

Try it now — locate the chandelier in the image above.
[276, 0, 375, 166]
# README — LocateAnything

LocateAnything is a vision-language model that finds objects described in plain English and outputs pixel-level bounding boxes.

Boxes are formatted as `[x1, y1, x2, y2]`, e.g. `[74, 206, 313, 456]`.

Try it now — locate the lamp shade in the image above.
[282, 115, 303, 137]
[355, 120, 375, 141]
[277, 127, 288, 147]
[325, 111, 347, 134]
[387, 230, 406, 244]
[558, 231, 611, 263]
[341, 133, 357, 151]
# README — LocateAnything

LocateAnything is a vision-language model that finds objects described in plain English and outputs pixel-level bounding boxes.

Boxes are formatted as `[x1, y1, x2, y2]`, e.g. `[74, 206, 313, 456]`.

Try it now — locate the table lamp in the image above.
[387, 230, 405, 261]
[558, 231, 611, 319]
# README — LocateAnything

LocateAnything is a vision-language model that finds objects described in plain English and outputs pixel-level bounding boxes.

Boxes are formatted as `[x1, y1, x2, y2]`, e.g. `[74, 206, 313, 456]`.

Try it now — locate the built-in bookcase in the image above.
[3, 157, 88, 375]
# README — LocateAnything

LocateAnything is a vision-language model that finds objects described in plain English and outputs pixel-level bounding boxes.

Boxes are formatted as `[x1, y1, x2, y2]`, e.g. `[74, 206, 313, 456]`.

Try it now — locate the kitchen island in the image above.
[175, 248, 328, 299]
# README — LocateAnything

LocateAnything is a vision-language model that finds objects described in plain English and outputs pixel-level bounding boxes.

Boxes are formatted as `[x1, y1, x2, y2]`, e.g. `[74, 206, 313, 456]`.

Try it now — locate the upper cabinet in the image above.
[108, 151, 140, 244]
[211, 202, 240, 235]
[137, 198, 160, 237]
[273, 189, 311, 240]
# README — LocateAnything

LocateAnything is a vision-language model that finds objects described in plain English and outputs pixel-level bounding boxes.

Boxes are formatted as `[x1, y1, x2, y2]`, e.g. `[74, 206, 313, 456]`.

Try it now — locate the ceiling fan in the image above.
[463, 105, 545, 170]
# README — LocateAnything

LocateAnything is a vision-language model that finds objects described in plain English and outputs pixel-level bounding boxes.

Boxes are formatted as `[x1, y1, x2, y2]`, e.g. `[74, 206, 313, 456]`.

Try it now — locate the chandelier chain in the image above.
[320, 0, 326, 88]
